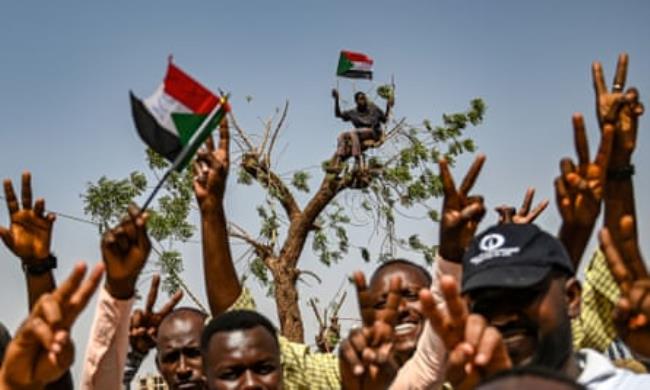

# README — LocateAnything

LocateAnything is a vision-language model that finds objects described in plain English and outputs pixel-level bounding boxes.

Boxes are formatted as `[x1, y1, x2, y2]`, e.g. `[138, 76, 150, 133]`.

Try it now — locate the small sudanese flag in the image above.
[130, 60, 229, 171]
[336, 50, 373, 80]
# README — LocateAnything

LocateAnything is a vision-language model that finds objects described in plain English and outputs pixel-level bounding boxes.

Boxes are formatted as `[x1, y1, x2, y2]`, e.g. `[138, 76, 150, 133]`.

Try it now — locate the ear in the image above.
[565, 277, 582, 319]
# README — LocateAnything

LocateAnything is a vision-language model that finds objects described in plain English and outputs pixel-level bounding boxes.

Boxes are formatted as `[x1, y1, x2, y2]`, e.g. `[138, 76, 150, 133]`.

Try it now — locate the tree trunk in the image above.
[270, 259, 303, 342]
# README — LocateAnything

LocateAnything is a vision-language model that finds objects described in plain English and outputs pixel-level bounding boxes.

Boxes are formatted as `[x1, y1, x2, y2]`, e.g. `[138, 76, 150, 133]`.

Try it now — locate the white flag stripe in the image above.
[143, 84, 192, 137]
[350, 61, 372, 72]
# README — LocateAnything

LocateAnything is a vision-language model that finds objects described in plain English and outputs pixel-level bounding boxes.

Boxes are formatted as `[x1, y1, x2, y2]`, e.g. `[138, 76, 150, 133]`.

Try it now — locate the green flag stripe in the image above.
[171, 113, 207, 145]
[337, 54, 354, 76]
[174, 109, 226, 171]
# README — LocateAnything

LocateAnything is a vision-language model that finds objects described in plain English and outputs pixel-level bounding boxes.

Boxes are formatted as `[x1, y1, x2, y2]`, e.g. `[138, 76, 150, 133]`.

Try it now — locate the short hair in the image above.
[478, 365, 586, 390]
[354, 91, 366, 101]
[370, 258, 432, 286]
[201, 310, 279, 354]
[159, 306, 208, 328]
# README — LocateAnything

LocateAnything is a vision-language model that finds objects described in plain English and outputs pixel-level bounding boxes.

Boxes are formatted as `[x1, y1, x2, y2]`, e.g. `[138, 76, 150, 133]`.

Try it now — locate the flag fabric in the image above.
[130, 60, 228, 170]
[336, 50, 373, 80]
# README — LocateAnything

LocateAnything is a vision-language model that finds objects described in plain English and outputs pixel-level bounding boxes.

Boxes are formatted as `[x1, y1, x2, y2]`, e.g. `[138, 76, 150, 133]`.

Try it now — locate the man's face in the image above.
[156, 312, 206, 390]
[368, 264, 430, 359]
[204, 326, 282, 390]
[355, 93, 367, 109]
[468, 273, 577, 368]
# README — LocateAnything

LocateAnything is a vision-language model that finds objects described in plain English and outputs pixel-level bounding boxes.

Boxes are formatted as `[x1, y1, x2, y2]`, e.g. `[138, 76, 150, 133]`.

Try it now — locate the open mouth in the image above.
[176, 381, 202, 390]
[394, 323, 418, 336]
[500, 328, 537, 365]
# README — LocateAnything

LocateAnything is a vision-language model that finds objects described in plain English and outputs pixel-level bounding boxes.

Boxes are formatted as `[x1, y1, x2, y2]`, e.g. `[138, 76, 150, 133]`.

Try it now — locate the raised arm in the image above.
[438, 154, 487, 263]
[81, 206, 151, 389]
[383, 94, 394, 123]
[1, 172, 57, 309]
[194, 119, 241, 316]
[555, 113, 613, 267]
[332, 89, 343, 118]
[599, 217, 649, 359]
[0, 262, 104, 390]
[390, 155, 486, 389]
[593, 53, 645, 275]
[123, 274, 182, 387]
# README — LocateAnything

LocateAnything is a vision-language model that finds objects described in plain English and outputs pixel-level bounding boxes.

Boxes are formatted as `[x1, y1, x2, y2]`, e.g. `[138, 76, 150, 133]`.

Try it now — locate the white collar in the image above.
[576, 348, 618, 384]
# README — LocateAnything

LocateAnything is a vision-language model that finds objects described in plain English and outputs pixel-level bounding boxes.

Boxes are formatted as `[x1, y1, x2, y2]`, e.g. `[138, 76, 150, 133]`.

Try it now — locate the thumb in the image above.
[0, 225, 13, 247]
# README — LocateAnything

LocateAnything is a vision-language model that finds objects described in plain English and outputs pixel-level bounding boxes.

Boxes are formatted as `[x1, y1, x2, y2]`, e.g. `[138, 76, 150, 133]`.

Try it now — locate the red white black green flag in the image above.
[130, 60, 228, 171]
[336, 50, 373, 80]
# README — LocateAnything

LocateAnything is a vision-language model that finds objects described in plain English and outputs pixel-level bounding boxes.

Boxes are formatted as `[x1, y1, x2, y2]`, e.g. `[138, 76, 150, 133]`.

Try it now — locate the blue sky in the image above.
[1, 0, 649, 380]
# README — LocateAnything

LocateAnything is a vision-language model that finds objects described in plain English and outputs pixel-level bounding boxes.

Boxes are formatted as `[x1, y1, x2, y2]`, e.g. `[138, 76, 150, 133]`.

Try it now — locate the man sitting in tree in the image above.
[330, 88, 393, 171]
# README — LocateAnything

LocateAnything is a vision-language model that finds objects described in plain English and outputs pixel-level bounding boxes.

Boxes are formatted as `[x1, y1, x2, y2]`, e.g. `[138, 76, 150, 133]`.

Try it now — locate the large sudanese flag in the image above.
[130, 60, 229, 171]
[336, 50, 373, 80]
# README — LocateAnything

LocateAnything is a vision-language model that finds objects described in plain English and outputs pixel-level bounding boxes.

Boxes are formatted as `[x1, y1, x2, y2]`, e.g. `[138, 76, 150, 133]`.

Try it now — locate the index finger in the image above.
[3, 179, 19, 215]
[66, 263, 105, 325]
[458, 154, 486, 196]
[53, 262, 88, 302]
[572, 113, 590, 169]
[518, 188, 535, 216]
[592, 61, 607, 97]
[158, 289, 184, 318]
[377, 276, 402, 326]
[218, 117, 230, 165]
[145, 275, 161, 314]
[612, 53, 629, 92]
[440, 275, 467, 324]
[353, 271, 374, 327]
[619, 215, 647, 280]
[599, 228, 633, 294]
[439, 159, 458, 202]
[21, 171, 33, 210]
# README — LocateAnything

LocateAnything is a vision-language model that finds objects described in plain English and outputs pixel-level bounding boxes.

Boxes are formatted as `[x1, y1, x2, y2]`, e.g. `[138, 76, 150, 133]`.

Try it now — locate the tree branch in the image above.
[228, 112, 255, 151]
[228, 222, 274, 258]
[266, 100, 289, 164]
[241, 153, 302, 221]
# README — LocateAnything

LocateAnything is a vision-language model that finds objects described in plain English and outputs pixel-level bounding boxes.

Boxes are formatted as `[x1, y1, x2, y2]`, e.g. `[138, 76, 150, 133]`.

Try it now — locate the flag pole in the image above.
[139, 97, 228, 214]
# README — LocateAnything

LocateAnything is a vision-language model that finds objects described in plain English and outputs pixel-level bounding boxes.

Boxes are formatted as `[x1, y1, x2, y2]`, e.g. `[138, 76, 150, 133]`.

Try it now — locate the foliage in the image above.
[81, 148, 197, 296]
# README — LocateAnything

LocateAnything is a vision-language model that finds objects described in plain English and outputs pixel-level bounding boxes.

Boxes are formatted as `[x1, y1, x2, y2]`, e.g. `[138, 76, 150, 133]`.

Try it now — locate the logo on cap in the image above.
[469, 232, 520, 265]
[479, 234, 505, 251]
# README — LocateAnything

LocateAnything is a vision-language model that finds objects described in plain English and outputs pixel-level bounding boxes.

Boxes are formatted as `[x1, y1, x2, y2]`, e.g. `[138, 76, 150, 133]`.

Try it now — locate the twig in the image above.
[266, 100, 289, 164]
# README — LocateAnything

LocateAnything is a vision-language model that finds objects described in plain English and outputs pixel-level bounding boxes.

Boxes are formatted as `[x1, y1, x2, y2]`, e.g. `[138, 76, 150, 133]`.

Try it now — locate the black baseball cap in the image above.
[461, 224, 575, 293]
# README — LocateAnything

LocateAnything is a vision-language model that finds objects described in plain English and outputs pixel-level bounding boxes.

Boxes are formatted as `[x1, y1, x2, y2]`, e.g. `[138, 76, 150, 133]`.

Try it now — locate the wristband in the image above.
[22, 254, 57, 276]
[607, 164, 635, 180]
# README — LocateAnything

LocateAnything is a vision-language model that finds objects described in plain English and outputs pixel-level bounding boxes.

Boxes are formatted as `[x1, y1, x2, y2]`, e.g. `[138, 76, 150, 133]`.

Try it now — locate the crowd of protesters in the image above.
[0, 52, 648, 389]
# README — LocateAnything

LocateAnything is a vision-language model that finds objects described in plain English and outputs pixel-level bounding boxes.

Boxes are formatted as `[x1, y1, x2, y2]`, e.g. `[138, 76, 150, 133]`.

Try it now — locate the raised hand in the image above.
[495, 188, 548, 225]
[419, 276, 511, 390]
[0, 172, 56, 262]
[101, 204, 151, 299]
[129, 274, 183, 354]
[339, 272, 401, 390]
[193, 118, 229, 212]
[556, 114, 614, 227]
[592, 53, 644, 167]
[438, 155, 486, 262]
[0, 262, 104, 388]
[599, 217, 650, 357]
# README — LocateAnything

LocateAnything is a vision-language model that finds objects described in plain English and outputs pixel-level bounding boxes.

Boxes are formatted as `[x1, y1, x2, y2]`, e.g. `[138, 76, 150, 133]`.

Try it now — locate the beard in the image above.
[529, 316, 573, 369]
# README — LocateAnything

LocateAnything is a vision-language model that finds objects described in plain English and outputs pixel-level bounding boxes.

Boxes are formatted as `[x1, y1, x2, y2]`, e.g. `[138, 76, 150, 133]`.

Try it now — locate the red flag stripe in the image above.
[342, 50, 373, 65]
[163, 63, 219, 114]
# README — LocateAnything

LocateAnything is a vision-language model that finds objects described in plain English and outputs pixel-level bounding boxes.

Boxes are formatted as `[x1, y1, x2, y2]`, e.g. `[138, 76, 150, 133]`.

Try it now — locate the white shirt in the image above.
[578, 348, 650, 389]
